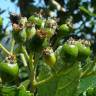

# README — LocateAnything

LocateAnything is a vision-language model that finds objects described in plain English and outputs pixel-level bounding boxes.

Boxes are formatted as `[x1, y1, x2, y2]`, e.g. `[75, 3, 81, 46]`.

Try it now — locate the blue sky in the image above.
[0, 0, 45, 30]
[0, 0, 20, 30]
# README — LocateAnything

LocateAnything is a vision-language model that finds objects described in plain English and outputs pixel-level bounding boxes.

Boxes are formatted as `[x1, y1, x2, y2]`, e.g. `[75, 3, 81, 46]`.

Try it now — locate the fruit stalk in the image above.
[0, 43, 10, 55]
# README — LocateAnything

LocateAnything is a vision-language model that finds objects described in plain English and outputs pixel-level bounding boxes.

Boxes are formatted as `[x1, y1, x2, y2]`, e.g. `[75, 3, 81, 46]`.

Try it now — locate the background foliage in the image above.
[1, 0, 96, 53]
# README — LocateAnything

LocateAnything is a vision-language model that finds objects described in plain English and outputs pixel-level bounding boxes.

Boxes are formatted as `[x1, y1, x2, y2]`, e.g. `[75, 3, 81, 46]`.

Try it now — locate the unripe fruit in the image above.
[44, 28, 55, 38]
[12, 24, 27, 44]
[0, 56, 19, 82]
[28, 15, 38, 24]
[30, 29, 47, 51]
[76, 43, 91, 60]
[36, 18, 44, 29]
[19, 17, 27, 27]
[0, 62, 19, 77]
[61, 43, 78, 62]
[26, 26, 36, 40]
[58, 24, 70, 37]
[43, 47, 56, 66]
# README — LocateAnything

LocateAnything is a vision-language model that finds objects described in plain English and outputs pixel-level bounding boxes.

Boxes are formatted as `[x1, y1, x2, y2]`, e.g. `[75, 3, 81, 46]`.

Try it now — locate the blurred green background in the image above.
[0, 0, 96, 54]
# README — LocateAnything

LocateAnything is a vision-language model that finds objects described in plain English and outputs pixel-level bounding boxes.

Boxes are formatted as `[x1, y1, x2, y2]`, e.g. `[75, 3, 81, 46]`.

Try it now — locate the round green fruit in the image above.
[61, 43, 78, 62]
[0, 61, 19, 77]
[19, 17, 27, 27]
[36, 18, 44, 29]
[44, 28, 55, 38]
[28, 15, 38, 24]
[44, 52, 56, 66]
[43, 48, 56, 66]
[76, 43, 91, 60]
[58, 24, 70, 37]
[26, 27, 36, 40]
[13, 28, 27, 44]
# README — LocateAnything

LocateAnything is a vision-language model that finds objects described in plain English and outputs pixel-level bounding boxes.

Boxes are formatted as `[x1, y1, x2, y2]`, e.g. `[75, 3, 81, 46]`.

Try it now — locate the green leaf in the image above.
[0, 85, 17, 96]
[81, 58, 96, 78]
[79, 76, 96, 94]
[20, 79, 30, 89]
[17, 85, 27, 96]
[37, 78, 59, 96]
[79, 6, 96, 17]
[79, 58, 96, 94]
[37, 62, 81, 96]
[17, 85, 33, 96]
[55, 63, 81, 96]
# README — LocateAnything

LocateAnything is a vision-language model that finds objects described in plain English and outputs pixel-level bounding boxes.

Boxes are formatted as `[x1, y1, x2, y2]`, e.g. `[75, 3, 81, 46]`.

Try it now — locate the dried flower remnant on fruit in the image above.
[19, 17, 27, 27]
[43, 47, 53, 56]
[37, 29, 47, 39]
[45, 18, 57, 29]
[13, 23, 22, 32]
[26, 22, 34, 28]
[66, 37, 76, 45]
[5, 55, 16, 64]
[43, 47, 56, 66]
[78, 39, 91, 47]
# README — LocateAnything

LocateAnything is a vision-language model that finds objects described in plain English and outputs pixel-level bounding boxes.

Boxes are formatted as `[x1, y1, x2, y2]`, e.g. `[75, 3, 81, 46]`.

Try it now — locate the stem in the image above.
[33, 52, 40, 96]
[29, 52, 40, 95]
[29, 52, 35, 92]
[20, 53, 27, 67]
[53, 37, 60, 50]
[34, 75, 54, 86]
[21, 45, 29, 60]
[29, 53, 34, 72]
[0, 43, 10, 55]
[10, 38, 15, 54]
